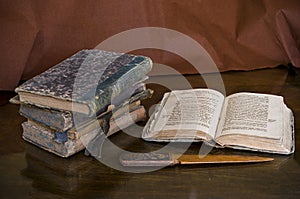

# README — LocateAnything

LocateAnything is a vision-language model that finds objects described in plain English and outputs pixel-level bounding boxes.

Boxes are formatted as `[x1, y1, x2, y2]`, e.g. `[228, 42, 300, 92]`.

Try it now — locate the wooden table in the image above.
[0, 66, 300, 198]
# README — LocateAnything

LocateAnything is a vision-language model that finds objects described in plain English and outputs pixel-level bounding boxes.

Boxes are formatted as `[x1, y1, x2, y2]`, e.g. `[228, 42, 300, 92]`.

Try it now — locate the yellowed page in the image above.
[216, 92, 283, 139]
[143, 88, 224, 140]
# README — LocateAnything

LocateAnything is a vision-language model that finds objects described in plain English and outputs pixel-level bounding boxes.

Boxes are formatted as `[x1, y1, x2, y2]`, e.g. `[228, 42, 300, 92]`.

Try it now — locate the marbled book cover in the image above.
[16, 49, 152, 115]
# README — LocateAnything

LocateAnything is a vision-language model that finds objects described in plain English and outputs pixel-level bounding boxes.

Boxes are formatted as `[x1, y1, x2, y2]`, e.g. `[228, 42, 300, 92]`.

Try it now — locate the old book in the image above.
[142, 89, 294, 155]
[22, 105, 146, 157]
[67, 104, 146, 140]
[17, 87, 152, 131]
[15, 49, 152, 116]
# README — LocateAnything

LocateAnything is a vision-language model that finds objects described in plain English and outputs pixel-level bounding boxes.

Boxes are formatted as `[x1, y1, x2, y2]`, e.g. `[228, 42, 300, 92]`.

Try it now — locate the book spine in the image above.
[19, 104, 73, 131]
[22, 122, 84, 158]
[69, 105, 146, 139]
[107, 105, 146, 137]
[88, 56, 152, 116]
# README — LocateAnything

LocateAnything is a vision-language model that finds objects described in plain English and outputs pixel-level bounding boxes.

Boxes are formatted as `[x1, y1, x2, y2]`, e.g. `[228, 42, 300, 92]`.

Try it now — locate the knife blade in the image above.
[120, 152, 274, 167]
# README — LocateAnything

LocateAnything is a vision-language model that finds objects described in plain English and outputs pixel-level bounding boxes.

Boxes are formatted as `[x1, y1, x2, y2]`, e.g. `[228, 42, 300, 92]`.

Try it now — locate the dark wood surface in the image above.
[1, 66, 300, 198]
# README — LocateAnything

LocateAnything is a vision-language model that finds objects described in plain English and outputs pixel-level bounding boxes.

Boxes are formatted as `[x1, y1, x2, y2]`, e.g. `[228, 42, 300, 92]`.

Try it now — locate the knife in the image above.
[120, 152, 274, 167]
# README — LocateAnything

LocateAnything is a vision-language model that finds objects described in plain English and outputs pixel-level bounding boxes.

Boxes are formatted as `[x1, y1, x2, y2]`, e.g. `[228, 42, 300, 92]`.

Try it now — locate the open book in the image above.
[142, 89, 294, 155]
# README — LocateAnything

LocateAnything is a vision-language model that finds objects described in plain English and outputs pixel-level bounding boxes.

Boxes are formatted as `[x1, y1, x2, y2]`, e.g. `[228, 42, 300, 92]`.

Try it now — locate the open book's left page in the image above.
[142, 89, 224, 142]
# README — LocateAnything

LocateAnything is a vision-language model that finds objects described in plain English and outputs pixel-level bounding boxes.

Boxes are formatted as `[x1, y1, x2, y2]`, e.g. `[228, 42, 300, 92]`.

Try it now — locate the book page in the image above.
[281, 104, 295, 153]
[146, 88, 224, 139]
[216, 92, 283, 139]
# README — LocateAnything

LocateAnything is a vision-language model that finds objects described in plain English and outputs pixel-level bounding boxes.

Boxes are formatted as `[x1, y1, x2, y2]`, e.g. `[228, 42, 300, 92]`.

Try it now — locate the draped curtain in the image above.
[1, 0, 299, 90]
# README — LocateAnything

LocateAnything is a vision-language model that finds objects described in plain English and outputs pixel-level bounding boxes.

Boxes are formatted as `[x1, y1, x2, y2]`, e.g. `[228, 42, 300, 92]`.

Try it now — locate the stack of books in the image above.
[12, 49, 153, 157]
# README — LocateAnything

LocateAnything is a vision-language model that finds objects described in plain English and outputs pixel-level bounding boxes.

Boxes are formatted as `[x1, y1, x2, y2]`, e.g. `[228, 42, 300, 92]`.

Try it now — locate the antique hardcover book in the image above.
[15, 49, 152, 116]
[16, 87, 152, 131]
[142, 89, 294, 155]
[22, 105, 146, 157]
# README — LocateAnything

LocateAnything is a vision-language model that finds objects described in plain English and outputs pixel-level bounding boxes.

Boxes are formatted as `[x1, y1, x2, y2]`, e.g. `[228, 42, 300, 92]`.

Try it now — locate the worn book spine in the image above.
[22, 121, 84, 158]
[79, 56, 152, 116]
[18, 88, 152, 131]
[68, 105, 146, 139]
[15, 49, 152, 116]
[21, 105, 146, 157]
[19, 104, 73, 131]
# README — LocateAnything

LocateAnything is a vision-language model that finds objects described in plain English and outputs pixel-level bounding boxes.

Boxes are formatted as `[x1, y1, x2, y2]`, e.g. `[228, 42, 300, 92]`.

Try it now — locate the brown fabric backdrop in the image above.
[1, 0, 300, 91]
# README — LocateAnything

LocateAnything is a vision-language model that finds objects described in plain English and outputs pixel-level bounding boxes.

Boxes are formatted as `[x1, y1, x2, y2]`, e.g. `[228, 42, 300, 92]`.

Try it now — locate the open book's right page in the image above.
[215, 92, 294, 154]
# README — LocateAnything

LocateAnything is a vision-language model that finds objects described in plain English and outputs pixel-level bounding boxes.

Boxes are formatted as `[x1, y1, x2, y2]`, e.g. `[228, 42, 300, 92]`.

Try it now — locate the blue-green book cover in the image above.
[18, 86, 152, 131]
[16, 49, 152, 116]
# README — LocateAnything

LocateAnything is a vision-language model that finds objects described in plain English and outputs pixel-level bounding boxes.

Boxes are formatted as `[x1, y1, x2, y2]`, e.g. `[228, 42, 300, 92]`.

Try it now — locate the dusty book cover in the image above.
[22, 105, 146, 157]
[18, 85, 152, 131]
[15, 49, 152, 116]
